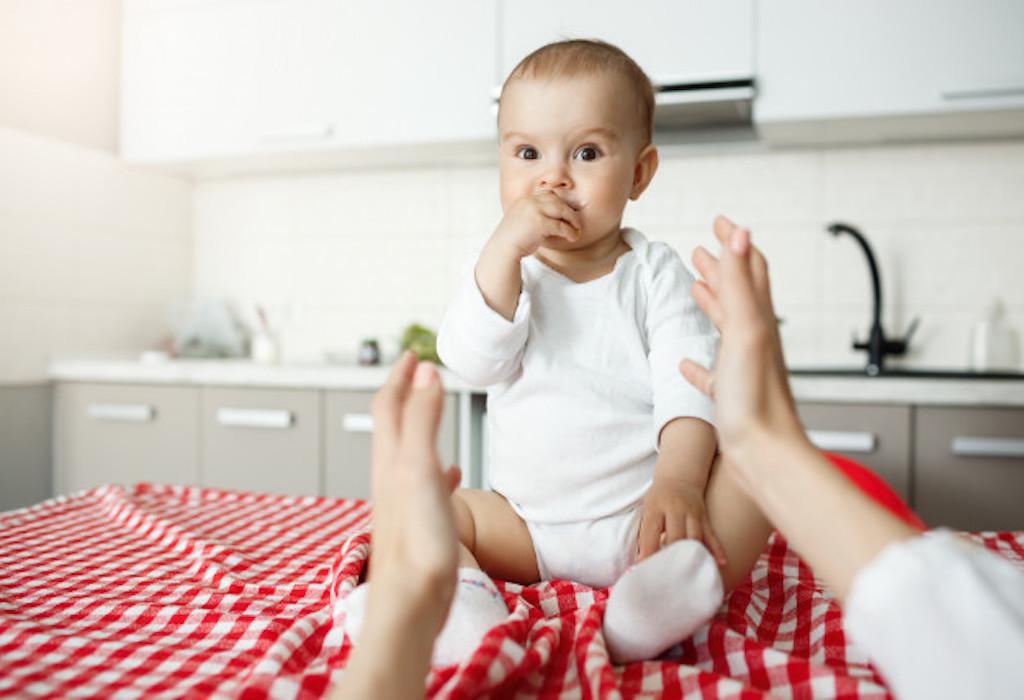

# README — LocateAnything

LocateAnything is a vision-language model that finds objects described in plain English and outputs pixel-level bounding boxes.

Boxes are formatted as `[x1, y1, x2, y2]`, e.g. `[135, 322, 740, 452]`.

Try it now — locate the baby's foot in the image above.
[603, 539, 723, 664]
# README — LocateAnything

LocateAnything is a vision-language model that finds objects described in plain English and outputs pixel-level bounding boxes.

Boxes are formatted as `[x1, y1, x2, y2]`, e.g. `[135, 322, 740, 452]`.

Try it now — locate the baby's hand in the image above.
[489, 190, 582, 260]
[637, 476, 727, 565]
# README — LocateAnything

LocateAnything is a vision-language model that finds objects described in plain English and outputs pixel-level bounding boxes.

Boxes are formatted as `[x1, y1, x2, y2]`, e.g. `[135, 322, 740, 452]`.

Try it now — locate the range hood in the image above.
[491, 76, 756, 144]
[652, 78, 755, 132]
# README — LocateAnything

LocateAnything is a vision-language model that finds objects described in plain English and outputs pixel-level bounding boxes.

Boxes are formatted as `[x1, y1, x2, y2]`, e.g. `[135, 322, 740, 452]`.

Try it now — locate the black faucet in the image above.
[826, 222, 919, 376]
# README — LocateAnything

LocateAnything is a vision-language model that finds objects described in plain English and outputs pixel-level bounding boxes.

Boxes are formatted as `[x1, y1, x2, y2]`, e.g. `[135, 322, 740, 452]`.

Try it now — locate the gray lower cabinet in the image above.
[0, 384, 52, 511]
[797, 402, 913, 501]
[55, 382, 200, 493]
[324, 390, 459, 501]
[914, 406, 1024, 531]
[201, 387, 321, 496]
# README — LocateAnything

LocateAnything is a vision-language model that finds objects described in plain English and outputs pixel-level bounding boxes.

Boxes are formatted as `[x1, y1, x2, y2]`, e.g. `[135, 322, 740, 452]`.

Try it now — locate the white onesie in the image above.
[437, 228, 717, 587]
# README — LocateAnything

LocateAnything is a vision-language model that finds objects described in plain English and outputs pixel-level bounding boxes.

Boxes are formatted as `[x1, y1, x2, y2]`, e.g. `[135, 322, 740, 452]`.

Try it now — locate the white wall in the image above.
[0, 126, 192, 382]
[0, 0, 120, 152]
[193, 139, 1024, 370]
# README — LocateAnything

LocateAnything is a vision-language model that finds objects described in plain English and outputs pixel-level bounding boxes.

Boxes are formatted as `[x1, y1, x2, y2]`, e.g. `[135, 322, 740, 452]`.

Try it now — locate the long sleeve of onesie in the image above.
[643, 243, 717, 440]
[437, 266, 531, 387]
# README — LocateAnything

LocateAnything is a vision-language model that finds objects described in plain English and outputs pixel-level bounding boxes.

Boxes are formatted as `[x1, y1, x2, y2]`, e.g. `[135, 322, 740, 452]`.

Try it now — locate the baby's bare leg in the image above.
[451, 488, 539, 584]
[704, 453, 774, 593]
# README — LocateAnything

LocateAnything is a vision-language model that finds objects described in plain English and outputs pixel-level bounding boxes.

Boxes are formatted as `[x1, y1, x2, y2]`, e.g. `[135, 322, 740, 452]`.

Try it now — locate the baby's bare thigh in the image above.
[452, 488, 539, 584]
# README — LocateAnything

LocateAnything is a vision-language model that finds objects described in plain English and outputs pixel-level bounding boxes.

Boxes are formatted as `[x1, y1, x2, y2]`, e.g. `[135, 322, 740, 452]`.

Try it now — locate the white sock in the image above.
[339, 567, 508, 667]
[602, 539, 724, 664]
[431, 567, 508, 667]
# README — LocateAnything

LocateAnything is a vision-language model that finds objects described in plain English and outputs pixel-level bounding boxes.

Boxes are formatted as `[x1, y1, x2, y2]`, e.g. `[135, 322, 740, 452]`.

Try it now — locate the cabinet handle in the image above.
[951, 436, 1024, 459]
[941, 86, 1024, 101]
[342, 413, 374, 433]
[87, 403, 155, 422]
[216, 408, 293, 429]
[806, 430, 877, 454]
[261, 123, 335, 143]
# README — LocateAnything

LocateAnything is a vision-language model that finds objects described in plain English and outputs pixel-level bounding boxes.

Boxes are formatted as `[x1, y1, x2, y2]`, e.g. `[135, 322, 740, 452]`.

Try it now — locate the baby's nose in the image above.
[538, 165, 572, 190]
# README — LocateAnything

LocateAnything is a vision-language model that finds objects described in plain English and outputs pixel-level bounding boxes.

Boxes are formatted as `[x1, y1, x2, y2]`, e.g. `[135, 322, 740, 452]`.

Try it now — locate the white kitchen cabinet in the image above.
[121, 0, 498, 166]
[498, 0, 753, 87]
[755, 0, 1024, 143]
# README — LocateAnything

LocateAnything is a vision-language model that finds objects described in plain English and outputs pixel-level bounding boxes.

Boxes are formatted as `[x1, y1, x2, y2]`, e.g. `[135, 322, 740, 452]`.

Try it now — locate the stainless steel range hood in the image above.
[652, 77, 756, 144]
[491, 76, 757, 144]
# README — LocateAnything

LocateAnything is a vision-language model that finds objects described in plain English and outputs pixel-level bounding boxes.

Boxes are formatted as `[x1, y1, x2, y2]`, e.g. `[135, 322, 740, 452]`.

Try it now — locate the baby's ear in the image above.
[630, 145, 659, 200]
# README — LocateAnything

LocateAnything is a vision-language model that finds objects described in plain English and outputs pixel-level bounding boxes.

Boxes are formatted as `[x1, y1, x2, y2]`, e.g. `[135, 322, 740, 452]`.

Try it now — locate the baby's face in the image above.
[497, 74, 649, 248]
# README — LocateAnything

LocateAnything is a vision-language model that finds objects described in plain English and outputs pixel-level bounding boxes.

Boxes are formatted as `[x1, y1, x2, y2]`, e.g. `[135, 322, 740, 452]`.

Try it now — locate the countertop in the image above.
[47, 357, 1024, 407]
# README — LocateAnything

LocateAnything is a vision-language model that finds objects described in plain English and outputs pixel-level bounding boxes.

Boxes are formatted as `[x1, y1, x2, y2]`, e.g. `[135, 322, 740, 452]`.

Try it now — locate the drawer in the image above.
[796, 402, 912, 502]
[54, 382, 200, 493]
[324, 390, 459, 500]
[914, 406, 1024, 531]
[201, 387, 320, 496]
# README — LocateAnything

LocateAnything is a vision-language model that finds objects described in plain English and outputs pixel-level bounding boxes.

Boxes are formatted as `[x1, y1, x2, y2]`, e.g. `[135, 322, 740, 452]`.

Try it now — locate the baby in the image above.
[344, 39, 770, 667]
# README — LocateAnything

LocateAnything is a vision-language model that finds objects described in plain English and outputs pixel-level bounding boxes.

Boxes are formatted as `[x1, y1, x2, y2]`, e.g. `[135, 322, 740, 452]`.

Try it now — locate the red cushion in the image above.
[824, 452, 926, 531]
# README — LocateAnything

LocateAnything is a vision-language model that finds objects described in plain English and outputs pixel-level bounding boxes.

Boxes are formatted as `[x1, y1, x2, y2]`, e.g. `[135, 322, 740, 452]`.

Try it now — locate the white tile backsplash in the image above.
[190, 139, 1024, 370]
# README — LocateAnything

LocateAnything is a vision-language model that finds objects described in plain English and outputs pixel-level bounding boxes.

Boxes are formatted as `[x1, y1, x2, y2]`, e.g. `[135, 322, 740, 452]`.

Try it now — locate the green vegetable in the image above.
[400, 323, 441, 364]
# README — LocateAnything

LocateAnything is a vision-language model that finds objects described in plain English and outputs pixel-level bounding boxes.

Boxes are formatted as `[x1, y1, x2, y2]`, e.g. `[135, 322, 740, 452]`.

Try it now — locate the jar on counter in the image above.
[358, 338, 381, 366]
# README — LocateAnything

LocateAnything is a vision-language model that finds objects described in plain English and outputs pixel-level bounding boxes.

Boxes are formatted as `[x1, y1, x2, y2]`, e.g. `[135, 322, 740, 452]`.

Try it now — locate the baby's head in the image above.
[497, 39, 658, 247]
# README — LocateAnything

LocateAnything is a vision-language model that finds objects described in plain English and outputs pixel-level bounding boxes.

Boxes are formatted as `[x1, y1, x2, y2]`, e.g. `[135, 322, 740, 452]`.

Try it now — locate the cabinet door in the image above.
[54, 382, 200, 493]
[499, 0, 753, 86]
[797, 402, 913, 502]
[324, 390, 458, 500]
[201, 387, 321, 496]
[914, 406, 1024, 531]
[122, 0, 323, 161]
[755, 0, 1024, 142]
[327, 1, 498, 148]
[122, 0, 497, 163]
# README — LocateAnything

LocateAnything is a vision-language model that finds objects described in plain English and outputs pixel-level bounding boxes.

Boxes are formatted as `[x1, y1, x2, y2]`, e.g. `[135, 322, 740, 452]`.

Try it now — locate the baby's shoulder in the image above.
[624, 230, 688, 280]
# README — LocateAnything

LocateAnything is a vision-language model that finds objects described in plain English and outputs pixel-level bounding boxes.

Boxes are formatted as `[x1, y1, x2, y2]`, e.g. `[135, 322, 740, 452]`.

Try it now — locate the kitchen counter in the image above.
[48, 357, 1024, 407]
[48, 356, 482, 393]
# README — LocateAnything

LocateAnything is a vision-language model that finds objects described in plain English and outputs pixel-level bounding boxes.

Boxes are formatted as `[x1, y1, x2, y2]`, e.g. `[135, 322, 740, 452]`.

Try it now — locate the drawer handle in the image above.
[216, 408, 293, 429]
[941, 85, 1024, 101]
[342, 413, 374, 433]
[87, 403, 155, 422]
[951, 436, 1024, 459]
[806, 430, 877, 454]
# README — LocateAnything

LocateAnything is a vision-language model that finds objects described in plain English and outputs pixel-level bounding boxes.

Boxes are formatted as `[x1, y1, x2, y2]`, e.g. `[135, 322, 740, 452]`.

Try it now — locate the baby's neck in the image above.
[535, 226, 630, 284]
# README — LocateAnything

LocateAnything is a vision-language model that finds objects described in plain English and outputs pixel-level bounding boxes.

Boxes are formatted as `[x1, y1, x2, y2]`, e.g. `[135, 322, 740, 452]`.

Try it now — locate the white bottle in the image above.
[969, 301, 1020, 372]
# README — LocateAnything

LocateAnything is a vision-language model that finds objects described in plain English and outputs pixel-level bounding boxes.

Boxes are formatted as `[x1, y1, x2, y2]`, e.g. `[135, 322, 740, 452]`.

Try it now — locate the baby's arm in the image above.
[637, 417, 726, 563]
[475, 190, 580, 320]
[638, 243, 724, 561]
[437, 191, 580, 386]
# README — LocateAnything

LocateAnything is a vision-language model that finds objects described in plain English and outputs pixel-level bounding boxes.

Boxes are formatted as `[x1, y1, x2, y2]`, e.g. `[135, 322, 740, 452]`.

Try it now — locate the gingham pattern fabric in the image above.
[2, 485, 1023, 699]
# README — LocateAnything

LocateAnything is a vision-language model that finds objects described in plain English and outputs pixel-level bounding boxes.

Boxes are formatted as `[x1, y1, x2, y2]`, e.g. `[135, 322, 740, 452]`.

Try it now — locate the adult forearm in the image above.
[475, 240, 523, 321]
[738, 434, 916, 602]
[333, 610, 435, 700]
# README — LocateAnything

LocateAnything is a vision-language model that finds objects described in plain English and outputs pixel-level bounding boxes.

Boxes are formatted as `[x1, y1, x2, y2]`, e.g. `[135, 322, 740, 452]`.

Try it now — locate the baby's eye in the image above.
[515, 146, 539, 160]
[573, 146, 601, 162]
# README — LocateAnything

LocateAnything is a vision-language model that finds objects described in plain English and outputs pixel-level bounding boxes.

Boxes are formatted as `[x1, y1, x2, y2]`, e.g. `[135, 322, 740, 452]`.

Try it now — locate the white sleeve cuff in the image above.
[447, 270, 530, 360]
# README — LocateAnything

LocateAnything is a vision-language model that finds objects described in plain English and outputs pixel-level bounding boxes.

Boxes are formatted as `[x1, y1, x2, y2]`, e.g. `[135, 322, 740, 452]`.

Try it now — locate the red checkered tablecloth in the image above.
[2, 484, 1022, 698]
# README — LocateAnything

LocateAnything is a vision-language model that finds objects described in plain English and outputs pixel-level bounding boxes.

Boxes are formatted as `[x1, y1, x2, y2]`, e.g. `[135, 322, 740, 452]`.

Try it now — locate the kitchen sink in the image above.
[788, 367, 1024, 380]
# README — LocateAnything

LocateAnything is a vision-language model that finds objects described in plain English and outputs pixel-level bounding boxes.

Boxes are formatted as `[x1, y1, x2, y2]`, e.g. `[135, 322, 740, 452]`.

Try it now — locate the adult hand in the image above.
[679, 216, 810, 482]
[335, 352, 462, 699]
[366, 351, 461, 642]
